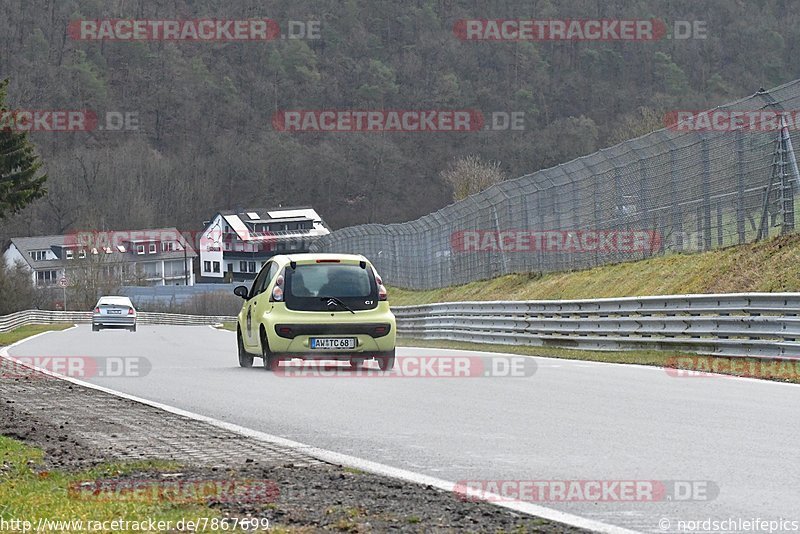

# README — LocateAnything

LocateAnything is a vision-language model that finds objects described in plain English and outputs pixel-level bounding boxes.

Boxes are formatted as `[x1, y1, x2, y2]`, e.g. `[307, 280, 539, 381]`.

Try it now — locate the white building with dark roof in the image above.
[4, 228, 197, 286]
[198, 206, 330, 282]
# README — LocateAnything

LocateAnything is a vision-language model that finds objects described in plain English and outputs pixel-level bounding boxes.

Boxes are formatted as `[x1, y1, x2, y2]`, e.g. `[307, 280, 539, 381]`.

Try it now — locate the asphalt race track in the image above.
[9, 325, 800, 533]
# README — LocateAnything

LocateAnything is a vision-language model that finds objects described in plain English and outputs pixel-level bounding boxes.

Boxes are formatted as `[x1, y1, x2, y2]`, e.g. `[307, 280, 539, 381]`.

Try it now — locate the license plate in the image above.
[310, 337, 356, 350]
[107, 309, 122, 315]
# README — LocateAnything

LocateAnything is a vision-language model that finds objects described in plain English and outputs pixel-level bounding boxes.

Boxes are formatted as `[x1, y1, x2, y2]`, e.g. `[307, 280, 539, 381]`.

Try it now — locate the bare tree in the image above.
[607, 107, 665, 145]
[440, 155, 507, 201]
[67, 253, 121, 310]
[0, 262, 36, 313]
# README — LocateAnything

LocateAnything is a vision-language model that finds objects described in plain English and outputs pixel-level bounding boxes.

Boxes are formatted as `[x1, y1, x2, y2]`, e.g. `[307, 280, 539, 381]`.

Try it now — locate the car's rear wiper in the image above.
[320, 296, 355, 314]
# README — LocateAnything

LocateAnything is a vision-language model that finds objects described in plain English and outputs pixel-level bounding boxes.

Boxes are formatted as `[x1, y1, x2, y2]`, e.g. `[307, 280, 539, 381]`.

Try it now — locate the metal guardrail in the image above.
[392, 293, 800, 358]
[6, 294, 800, 358]
[0, 310, 236, 333]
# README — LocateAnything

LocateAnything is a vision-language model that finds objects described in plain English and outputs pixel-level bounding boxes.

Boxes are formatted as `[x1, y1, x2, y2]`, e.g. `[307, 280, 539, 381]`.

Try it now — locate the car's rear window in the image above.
[97, 297, 133, 307]
[285, 263, 377, 311]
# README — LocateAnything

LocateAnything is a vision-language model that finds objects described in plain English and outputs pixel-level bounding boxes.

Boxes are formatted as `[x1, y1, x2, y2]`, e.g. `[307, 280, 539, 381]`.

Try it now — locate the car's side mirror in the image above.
[234, 285, 249, 299]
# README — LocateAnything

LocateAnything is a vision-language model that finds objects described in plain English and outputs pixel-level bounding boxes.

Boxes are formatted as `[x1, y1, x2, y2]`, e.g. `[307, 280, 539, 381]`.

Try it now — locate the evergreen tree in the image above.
[0, 79, 47, 219]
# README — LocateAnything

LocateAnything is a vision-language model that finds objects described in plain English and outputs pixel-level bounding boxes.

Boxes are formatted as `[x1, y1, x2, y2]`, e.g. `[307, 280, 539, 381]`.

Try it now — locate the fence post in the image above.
[702, 137, 712, 250]
[736, 130, 747, 243]
[780, 116, 797, 233]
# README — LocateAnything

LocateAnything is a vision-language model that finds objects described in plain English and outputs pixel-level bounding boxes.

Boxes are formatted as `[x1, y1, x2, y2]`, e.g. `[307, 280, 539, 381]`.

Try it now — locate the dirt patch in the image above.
[0, 360, 585, 533]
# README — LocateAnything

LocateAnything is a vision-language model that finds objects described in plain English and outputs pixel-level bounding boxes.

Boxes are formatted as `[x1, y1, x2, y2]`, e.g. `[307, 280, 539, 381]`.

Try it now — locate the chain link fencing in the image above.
[312, 79, 800, 290]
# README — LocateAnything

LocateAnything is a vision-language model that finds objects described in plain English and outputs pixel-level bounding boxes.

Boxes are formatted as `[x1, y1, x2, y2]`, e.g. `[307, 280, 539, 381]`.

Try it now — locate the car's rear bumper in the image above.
[277, 351, 387, 361]
[269, 331, 395, 355]
[274, 323, 391, 339]
[92, 314, 136, 327]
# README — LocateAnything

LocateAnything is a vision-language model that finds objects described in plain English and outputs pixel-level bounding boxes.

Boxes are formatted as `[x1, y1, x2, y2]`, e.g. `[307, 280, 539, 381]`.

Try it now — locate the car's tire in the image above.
[92, 324, 99, 332]
[376, 349, 395, 371]
[130, 324, 137, 332]
[238, 330, 254, 368]
[261, 331, 279, 371]
[349, 358, 364, 369]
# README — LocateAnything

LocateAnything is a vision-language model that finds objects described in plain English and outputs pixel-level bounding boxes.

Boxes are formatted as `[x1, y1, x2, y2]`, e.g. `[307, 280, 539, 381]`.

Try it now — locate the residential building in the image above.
[4, 228, 197, 287]
[198, 207, 330, 282]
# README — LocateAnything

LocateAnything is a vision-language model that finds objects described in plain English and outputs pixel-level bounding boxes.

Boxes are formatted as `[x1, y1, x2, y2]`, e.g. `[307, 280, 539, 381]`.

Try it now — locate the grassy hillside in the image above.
[389, 233, 800, 305]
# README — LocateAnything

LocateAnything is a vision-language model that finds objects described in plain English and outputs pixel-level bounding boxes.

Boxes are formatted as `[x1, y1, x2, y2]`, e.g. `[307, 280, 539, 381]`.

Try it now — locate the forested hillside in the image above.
[1, 0, 798, 239]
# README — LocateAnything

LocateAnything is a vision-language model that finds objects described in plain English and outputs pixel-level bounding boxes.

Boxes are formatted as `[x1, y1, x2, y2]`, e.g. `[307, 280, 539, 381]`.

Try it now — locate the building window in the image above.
[248, 261, 256, 273]
[78, 250, 86, 259]
[149, 243, 156, 254]
[239, 261, 247, 272]
[162, 242, 175, 252]
[227, 263, 233, 272]
[137, 245, 145, 255]
[35, 270, 58, 285]
[29, 250, 48, 261]
[204, 261, 211, 272]
[213, 261, 220, 273]
[65, 249, 73, 260]
[140, 262, 160, 278]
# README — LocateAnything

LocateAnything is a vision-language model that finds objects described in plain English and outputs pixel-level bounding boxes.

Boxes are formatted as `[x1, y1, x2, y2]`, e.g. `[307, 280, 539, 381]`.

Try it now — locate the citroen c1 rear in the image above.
[234, 253, 396, 371]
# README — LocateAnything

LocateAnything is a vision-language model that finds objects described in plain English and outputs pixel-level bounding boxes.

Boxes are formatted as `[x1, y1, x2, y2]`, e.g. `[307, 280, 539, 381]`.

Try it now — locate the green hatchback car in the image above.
[234, 253, 396, 371]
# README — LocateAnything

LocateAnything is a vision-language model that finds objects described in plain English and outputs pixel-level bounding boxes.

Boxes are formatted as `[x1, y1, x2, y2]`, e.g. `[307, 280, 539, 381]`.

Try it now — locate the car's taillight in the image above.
[272, 285, 283, 301]
[374, 272, 387, 301]
[128, 307, 135, 315]
[94, 307, 100, 313]
[271, 268, 286, 302]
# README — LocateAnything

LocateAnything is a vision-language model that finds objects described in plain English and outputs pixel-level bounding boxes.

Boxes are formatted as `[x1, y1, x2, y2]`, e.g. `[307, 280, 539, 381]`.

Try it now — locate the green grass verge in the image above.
[398, 338, 800, 384]
[0, 436, 238, 533]
[388, 233, 800, 305]
[0, 324, 72, 347]
[217, 322, 236, 332]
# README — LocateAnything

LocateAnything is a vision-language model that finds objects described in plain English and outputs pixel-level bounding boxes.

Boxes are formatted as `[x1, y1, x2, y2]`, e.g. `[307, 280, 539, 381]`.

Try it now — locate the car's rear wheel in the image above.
[350, 358, 364, 369]
[376, 349, 395, 371]
[238, 330, 253, 368]
[129, 324, 137, 332]
[261, 331, 279, 371]
[92, 324, 99, 332]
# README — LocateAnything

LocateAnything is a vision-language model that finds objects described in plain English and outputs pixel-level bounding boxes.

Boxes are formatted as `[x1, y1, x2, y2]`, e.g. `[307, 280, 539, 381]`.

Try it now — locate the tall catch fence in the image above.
[312, 80, 800, 290]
